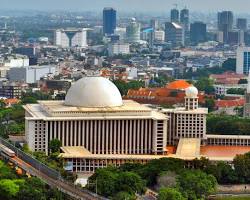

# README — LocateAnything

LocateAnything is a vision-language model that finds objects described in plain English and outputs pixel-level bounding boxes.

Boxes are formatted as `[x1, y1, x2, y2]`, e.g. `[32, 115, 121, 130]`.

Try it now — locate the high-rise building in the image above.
[244, 73, 250, 117]
[126, 18, 141, 43]
[236, 46, 250, 74]
[54, 29, 87, 48]
[180, 8, 189, 33]
[190, 22, 207, 44]
[217, 11, 234, 43]
[150, 19, 159, 30]
[165, 22, 184, 47]
[228, 30, 244, 45]
[170, 8, 179, 23]
[237, 18, 247, 31]
[103, 7, 117, 35]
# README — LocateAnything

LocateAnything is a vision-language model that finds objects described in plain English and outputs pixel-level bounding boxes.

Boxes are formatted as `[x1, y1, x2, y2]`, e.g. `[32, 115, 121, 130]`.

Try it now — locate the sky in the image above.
[1, 0, 249, 13]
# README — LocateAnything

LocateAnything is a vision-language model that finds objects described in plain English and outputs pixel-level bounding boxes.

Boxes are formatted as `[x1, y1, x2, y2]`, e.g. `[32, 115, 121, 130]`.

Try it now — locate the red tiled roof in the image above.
[215, 99, 245, 108]
[165, 80, 191, 90]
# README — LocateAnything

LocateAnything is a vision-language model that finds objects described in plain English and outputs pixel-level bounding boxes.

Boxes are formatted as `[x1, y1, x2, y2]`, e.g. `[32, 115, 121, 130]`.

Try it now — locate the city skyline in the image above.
[1, 0, 250, 13]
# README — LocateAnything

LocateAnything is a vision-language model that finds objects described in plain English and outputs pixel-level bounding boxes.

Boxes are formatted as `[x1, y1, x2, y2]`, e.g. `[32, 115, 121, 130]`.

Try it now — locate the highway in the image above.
[0, 141, 105, 200]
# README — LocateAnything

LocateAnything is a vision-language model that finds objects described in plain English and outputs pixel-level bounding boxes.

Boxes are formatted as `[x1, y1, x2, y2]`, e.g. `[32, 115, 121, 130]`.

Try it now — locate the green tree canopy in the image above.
[158, 187, 186, 200]
[177, 170, 217, 200]
[49, 139, 62, 153]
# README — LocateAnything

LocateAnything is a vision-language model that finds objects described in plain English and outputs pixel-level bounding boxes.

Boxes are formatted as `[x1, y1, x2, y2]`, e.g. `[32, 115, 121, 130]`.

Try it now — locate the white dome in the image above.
[185, 86, 198, 98]
[65, 77, 123, 107]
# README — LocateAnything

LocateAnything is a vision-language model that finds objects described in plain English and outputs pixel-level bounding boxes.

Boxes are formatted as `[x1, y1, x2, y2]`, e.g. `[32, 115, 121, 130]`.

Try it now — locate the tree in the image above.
[204, 98, 215, 112]
[158, 188, 186, 200]
[117, 172, 145, 194]
[17, 177, 48, 200]
[213, 162, 238, 184]
[177, 170, 217, 200]
[233, 152, 250, 183]
[21, 96, 37, 104]
[112, 191, 136, 200]
[194, 77, 214, 94]
[0, 179, 21, 199]
[0, 160, 17, 179]
[49, 139, 62, 153]
[87, 167, 118, 197]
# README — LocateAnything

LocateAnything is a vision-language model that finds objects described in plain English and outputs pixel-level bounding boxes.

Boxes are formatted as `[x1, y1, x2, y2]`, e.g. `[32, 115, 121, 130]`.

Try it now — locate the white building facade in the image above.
[236, 46, 250, 75]
[108, 43, 130, 56]
[54, 29, 88, 48]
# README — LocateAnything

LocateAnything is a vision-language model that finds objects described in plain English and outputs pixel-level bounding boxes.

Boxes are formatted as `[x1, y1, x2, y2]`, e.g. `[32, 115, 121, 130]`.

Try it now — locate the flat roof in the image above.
[60, 144, 250, 162]
[24, 100, 167, 120]
[201, 145, 250, 158]
[176, 138, 201, 157]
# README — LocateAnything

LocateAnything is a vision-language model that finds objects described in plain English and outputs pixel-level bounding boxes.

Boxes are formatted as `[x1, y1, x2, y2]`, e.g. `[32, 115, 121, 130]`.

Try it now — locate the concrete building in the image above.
[24, 77, 250, 172]
[24, 77, 168, 156]
[0, 83, 22, 99]
[154, 30, 165, 42]
[180, 8, 189, 36]
[217, 11, 234, 43]
[236, 46, 250, 74]
[8, 65, 56, 84]
[126, 18, 141, 43]
[108, 43, 130, 56]
[54, 29, 87, 48]
[2, 55, 29, 68]
[190, 22, 207, 44]
[165, 22, 184, 47]
[244, 73, 250, 117]
[237, 18, 247, 31]
[163, 86, 207, 145]
[170, 8, 179, 23]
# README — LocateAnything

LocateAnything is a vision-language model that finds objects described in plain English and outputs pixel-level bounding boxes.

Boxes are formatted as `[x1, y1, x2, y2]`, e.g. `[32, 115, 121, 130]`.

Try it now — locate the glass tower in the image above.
[103, 7, 117, 35]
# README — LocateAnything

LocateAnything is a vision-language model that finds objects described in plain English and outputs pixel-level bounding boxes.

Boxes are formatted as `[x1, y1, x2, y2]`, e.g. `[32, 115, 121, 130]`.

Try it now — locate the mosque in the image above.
[24, 76, 250, 173]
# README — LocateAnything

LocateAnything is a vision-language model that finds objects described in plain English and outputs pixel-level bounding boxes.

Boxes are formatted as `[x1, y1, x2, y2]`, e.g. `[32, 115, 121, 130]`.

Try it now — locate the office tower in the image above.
[190, 22, 207, 44]
[165, 22, 184, 47]
[217, 11, 234, 43]
[54, 29, 87, 48]
[180, 8, 189, 33]
[170, 8, 179, 22]
[103, 7, 117, 35]
[228, 30, 244, 45]
[236, 46, 250, 74]
[150, 19, 159, 30]
[237, 18, 247, 31]
[126, 18, 141, 43]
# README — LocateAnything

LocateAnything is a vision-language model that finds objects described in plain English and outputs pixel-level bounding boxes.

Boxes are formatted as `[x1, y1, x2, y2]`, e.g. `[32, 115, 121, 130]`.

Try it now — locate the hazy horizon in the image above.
[1, 0, 250, 14]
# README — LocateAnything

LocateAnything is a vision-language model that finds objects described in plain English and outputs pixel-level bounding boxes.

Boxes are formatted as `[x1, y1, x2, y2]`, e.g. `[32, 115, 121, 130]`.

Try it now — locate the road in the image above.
[5, 155, 104, 200]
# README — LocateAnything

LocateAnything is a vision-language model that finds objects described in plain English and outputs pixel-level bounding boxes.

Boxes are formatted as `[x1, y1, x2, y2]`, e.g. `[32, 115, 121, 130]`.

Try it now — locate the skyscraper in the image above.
[237, 18, 247, 31]
[103, 7, 117, 35]
[244, 73, 250, 117]
[165, 22, 184, 47]
[180, 8, 189, 33]
[236, 46, 250, 74]
[190, 22, 207, 44]
[217, 11, 234, 43]
[170, 8, 179, 23]
[126, 18, 141, 43]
